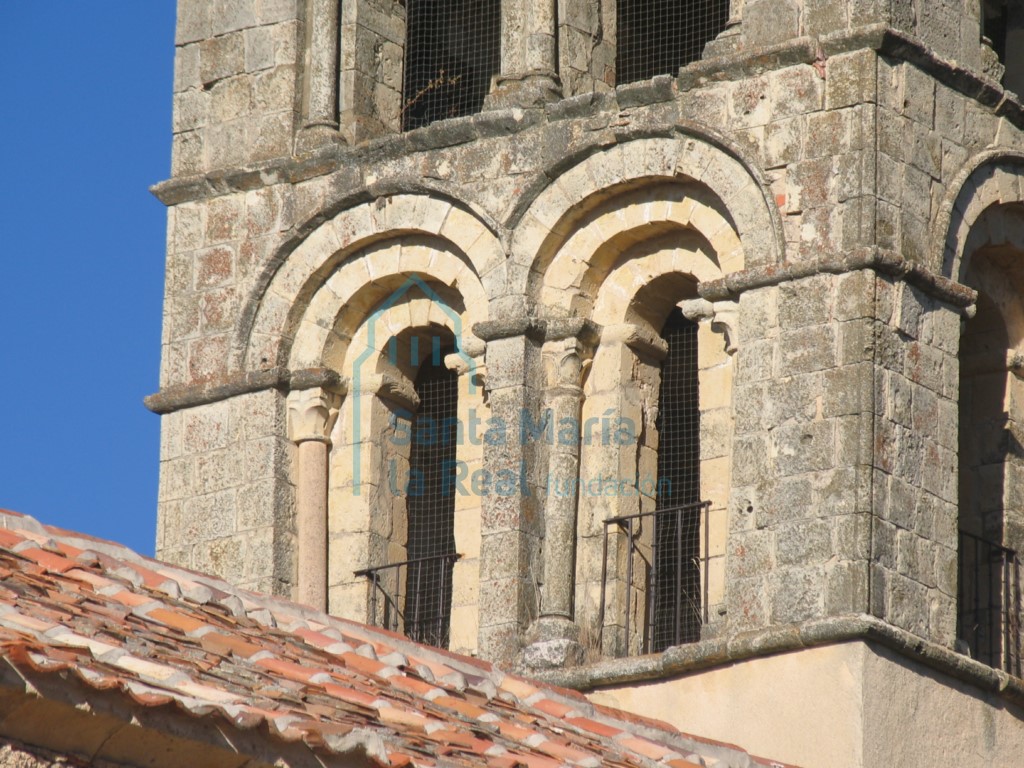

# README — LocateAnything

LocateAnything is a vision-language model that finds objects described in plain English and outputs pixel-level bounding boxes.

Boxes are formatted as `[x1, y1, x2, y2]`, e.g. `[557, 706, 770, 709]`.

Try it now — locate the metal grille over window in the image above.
[957, 531, 1022, 676]
[355, 351, 460, 648]
[616, 0, 729, 85]
[650, 308, 702, 651]
[402, 0, 501, 131]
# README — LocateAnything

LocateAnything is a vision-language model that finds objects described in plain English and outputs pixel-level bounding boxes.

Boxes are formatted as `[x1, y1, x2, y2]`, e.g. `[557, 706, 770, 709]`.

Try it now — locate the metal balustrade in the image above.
[599, 501, 711, 656]
[355, 553, 462, 648]
[957, 530, 1022, 676]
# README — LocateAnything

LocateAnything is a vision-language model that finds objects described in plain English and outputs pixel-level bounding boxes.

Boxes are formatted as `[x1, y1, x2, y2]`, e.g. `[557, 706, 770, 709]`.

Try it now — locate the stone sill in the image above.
[531, 613, 1024, 710]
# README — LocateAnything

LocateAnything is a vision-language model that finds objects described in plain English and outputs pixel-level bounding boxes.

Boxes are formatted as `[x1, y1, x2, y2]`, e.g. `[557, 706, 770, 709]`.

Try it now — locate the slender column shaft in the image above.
[288, 386, 341, 611]
[541, 377, 585, 619]
[297, 438, 329, 609]
[491, 0, 561, 107]
[305, 0, 340, 129]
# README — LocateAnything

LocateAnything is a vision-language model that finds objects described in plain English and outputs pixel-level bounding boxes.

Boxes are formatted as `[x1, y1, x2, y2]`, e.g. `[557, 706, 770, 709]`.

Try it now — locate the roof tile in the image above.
[0, 509, 795, 768]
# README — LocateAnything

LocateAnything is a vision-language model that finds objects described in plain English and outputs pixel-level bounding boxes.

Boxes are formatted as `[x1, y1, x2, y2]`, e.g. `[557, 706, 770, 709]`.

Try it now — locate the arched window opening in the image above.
[650, 307, 703, 651]
[616, 0, 729, 85]
[402, 0, 501, 130]
[404, 348, 460, 646]
[983, 1, 1024, 95]
[354, 336, 461, 649]
[958, 247, 1024, 675]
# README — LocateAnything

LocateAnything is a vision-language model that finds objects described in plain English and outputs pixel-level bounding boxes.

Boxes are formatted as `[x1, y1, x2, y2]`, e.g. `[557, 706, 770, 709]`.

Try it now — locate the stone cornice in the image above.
[698, 246, 978, 309]
[531, 614, 1024, 710]
[152, 26, 1024, 209]
[145, 367, 346, 415]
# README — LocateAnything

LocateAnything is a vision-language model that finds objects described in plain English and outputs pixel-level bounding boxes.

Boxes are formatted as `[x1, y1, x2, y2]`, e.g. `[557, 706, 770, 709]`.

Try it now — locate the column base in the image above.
[296, 122, 346, 154]
[519, 616, 584, 671]
[485, 73, 563, 110]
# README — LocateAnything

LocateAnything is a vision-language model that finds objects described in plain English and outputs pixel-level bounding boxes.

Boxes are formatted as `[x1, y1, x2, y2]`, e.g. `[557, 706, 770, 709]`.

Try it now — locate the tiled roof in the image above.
[0, 509, 789, 768]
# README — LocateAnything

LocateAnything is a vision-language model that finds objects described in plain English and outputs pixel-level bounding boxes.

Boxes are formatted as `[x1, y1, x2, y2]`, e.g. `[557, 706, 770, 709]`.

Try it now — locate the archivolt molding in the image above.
[241, 193, 503, 370]
[510, 135, 781, 302]
[289, 241, 488, 371]
[936, 150, 1024, 281]
[591, 240, 724, 326]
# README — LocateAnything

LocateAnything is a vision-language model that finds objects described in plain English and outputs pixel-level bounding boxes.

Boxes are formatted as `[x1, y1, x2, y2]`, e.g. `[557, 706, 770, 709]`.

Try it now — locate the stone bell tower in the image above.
[150, 1, 1024, 764]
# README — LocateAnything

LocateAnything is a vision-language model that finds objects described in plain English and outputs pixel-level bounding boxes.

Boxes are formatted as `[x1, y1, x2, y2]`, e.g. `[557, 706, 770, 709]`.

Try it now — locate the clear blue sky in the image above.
[0, 4, 177, 555]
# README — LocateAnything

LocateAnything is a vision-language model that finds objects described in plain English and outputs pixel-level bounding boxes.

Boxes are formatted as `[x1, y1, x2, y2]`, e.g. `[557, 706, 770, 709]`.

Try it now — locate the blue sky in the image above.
[0, 4, 177, 555]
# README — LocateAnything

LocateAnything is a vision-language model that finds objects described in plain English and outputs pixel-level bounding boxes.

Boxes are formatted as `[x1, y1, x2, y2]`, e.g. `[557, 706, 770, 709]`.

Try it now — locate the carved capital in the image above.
[544, 336, 596, 390]
[287, 387, 341, 444]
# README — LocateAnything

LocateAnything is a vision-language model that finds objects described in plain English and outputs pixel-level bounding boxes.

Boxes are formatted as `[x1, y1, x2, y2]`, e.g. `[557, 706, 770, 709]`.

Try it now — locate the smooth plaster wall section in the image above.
[587, 643, 866, 768]
[588, 640, 1024, 768]
[862, 644, 1024, 768]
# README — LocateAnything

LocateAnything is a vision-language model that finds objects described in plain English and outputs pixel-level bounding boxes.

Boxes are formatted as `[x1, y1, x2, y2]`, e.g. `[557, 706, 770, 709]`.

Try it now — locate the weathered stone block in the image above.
[825, 49, 876, 110]
[742, 0, 799, 48]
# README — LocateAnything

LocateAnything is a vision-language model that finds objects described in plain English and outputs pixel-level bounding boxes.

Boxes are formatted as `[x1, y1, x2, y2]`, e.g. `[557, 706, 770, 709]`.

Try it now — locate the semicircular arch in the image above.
[936, 151, 1024, 281]
[511, 135, 781, 302]
[242, 194, 502, 370]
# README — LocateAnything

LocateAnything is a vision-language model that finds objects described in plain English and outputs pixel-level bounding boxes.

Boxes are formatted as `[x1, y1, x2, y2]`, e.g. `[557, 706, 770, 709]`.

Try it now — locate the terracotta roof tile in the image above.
[0, 508, 794, 768]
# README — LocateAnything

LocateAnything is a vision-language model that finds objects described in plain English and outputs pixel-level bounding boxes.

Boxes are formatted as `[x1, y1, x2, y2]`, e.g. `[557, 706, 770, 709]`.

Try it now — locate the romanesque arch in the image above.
[939, 154, 1024, 673]
[509, 133, 782, 300]
[509, 135, 752, 656]
[241, 192, 504, 371]
[249, 192, 498, 655]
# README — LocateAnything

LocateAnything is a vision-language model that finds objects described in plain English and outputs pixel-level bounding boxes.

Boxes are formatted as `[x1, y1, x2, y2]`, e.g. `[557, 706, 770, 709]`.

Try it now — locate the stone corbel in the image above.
[288, 387, 342, 445]
[711, 299, 740, 354]
[444, 337, 488, 395]
[601, 323, 669, 361]
[1008, 350, 1024, 379]
[352, 373, 419, 412]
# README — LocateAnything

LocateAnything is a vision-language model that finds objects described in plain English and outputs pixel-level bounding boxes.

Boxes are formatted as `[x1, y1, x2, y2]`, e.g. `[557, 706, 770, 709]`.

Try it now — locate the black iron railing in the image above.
[355, 552, 461, 648]
[599, 501, 711, 656]
[957, 530, 1022, 676]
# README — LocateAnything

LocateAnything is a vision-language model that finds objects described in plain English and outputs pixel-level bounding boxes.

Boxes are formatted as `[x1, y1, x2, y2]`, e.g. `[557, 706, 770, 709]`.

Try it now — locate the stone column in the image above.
[300, 0, 343, 148]
[523, 320, 598, 669]
[288, 385, 341, 610]
[472, 317, 546, 664]
[487, 0, 561, 108]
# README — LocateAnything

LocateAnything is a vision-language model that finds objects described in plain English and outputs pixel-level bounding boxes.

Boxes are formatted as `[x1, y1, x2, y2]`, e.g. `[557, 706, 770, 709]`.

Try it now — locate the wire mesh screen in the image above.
[957, 530, 1022, 676]
[616, 0, 729, 85]
[402, 0, 501, 130]
[403, 351, 459, 646]
[651, 308, 701, 652]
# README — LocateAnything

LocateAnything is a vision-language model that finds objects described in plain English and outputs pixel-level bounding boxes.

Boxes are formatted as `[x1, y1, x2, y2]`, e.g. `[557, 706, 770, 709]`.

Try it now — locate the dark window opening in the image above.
[984, 0, 1024, 95]
[650, 308, 701, 651]
[984, 0, 1009, 63]
[402, 0, 501, 130]
[403, 350, 459, 646]
[616, 0, 729, 85]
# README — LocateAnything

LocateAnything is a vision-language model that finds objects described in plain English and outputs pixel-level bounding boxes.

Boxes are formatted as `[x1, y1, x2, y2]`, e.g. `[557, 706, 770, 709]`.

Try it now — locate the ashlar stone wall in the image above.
[153, 0, 1024, 670]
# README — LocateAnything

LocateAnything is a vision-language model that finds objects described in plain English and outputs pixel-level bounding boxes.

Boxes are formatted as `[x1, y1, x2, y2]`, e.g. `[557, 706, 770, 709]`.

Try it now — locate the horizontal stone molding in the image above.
[532, 614, 1024, 710]
[155, 26, 1024, 209]
[679, 25, 1024, 128]
[145, 367, 346, 414]
[698, 247, 978, 309]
